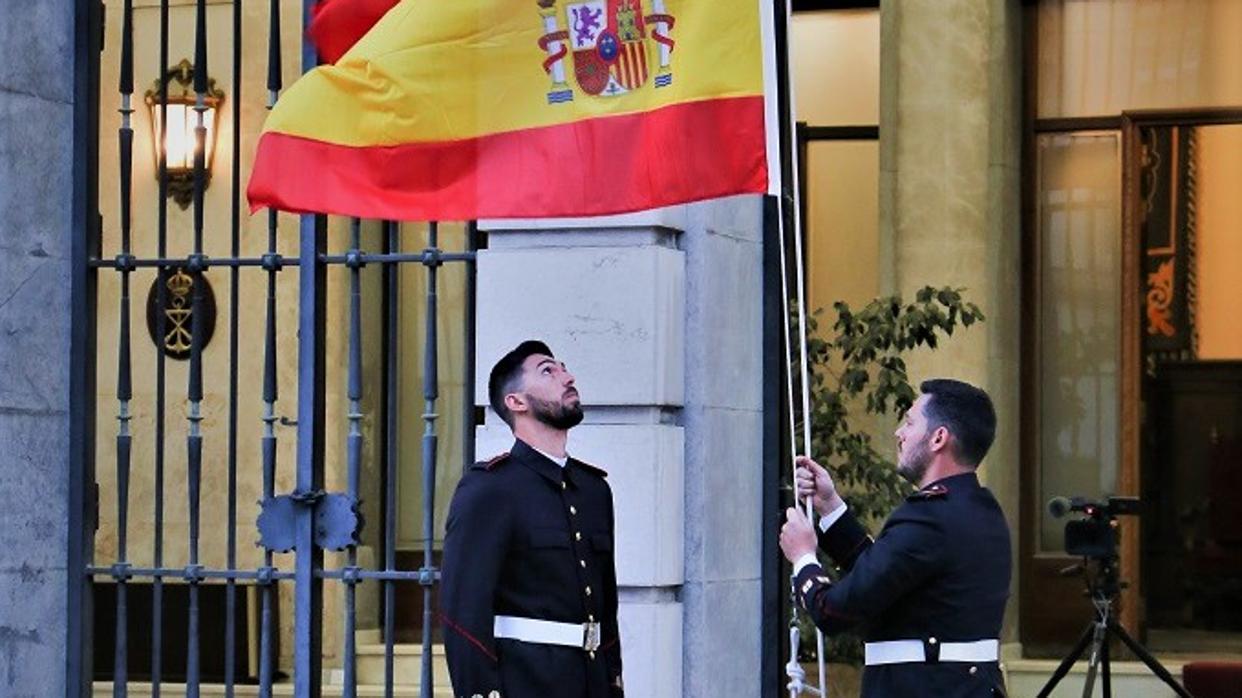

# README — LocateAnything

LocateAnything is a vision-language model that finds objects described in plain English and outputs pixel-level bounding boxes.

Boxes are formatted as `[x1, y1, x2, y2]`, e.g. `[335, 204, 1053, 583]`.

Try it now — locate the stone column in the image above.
[0, 1, 79, 695]
[476, 195, 765, 697]
[878, 0, 1023, 646]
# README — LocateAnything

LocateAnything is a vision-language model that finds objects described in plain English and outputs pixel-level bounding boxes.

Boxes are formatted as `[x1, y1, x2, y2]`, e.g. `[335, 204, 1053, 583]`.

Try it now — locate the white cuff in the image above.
[818, 501, 848, 532]
[792, 553, 819, 577]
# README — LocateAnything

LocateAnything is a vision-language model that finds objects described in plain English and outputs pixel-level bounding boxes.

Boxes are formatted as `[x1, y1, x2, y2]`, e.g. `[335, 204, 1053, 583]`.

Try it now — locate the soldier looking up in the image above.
[779, 378, 1012, 697]
[441, 340, 624, 698]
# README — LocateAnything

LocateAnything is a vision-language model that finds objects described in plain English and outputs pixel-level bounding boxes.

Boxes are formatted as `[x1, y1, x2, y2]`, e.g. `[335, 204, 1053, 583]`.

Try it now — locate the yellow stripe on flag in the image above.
[264, 0, 765, 146]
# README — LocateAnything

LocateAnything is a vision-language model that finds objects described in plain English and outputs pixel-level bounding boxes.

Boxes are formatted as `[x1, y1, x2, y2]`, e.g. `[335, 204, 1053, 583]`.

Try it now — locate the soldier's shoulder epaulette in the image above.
[471, 452, 510, 472]
[906, 483, 949, 502]
[572, 458, 609, 478]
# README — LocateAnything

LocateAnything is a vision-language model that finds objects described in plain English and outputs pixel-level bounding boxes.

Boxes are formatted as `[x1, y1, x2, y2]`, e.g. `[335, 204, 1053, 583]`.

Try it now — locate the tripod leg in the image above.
[1106, 620, 1194, 698]
[1080, 620, 1107, 698]
[1100, 631, 1111, 698]
[1037, 622, 1097, 698]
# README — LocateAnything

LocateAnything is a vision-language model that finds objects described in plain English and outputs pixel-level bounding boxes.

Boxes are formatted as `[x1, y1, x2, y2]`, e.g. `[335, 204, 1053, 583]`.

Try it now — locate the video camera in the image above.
[1046, 495, 1141, 558]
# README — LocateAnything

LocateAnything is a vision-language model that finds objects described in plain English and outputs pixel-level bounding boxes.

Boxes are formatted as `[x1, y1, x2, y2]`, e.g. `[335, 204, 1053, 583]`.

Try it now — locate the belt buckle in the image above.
[583, 621, 601, 652]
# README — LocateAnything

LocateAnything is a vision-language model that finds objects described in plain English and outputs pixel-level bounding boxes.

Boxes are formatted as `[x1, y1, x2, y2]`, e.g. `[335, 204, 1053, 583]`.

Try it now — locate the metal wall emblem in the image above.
[146, 268, 217, 360]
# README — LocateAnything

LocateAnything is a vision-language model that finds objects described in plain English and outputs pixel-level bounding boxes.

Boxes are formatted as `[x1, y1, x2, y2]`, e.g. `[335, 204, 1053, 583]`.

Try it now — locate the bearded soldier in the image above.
[441, 340, 623, 698]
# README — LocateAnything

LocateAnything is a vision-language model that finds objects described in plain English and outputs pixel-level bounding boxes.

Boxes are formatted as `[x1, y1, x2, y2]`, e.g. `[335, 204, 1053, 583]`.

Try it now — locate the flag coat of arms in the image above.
[248, 0, 781, 220]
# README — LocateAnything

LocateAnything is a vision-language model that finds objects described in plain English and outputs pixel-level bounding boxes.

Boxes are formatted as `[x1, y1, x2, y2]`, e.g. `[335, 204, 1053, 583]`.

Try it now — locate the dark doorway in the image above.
[1135, 120, 1242, 652]
[1143, 363, 1242, 643]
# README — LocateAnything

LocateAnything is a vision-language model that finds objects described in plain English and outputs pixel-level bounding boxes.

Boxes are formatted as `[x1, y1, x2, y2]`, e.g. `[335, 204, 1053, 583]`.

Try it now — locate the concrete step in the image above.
[93, 682, 454, 697]
[338, 642, 451, 688]
[1005, 657, 1191, 697]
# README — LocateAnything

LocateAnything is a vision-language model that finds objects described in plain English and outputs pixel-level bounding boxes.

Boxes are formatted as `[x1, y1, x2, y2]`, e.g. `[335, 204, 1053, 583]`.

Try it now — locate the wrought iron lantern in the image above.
[144, 59, 224, 209]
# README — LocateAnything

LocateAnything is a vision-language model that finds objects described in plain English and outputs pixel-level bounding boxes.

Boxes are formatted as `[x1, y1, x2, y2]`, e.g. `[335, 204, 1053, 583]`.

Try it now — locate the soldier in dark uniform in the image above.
[779, 378, 1011, 697]
[441, 340, 624, 698]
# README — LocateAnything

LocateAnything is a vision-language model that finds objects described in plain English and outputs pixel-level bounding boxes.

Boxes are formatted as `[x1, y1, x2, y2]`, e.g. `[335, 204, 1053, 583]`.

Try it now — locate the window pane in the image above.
[1037, 131, 1121, 553]
[805, 139, 880, 316]
[1037, 0, 1242, 118]
[1196, 124, 1242, 359]
[791, 10, 879, 126]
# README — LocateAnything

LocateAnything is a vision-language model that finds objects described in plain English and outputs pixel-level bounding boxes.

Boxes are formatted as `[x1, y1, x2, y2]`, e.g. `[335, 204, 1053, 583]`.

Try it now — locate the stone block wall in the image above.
[477, 196, 766, 697]
[0, 1, 78, 695]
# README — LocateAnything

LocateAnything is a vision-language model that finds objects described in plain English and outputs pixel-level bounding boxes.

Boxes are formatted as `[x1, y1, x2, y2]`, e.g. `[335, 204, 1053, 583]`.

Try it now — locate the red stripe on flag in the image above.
[248, 96, 768, 220]
[308, 0, 399, 64]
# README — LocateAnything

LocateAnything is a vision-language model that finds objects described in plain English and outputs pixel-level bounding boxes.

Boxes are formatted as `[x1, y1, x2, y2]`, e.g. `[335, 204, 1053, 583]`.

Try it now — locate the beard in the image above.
[897, 437, 932, 485]
[528, 393, 584, 430]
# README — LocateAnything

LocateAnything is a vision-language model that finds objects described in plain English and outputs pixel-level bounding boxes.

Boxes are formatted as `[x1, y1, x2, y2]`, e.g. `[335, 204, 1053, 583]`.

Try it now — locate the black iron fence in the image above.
[81, 1, 476, 695]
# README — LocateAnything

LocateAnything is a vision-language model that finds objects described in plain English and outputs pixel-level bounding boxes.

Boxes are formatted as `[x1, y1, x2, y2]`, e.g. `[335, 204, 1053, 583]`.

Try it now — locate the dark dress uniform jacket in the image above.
[441, 439, 623, 698]
[795, 471, 1011, 697]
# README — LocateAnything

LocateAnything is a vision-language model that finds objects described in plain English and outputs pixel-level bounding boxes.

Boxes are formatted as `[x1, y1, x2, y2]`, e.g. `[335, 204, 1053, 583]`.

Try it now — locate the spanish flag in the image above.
[248, 0, 780, 220]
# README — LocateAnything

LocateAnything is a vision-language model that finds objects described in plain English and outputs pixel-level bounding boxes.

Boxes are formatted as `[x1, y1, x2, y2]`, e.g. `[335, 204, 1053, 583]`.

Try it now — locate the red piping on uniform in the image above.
[439, 611, 498, 662]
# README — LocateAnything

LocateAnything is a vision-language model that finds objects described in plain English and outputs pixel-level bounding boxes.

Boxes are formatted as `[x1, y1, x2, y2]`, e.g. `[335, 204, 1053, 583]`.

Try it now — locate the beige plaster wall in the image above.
[879, 0, 1024, 644]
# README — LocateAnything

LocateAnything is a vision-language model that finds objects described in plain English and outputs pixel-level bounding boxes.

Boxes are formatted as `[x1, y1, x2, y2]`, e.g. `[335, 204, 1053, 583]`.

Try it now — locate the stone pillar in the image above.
[878, 0, 1023, 646]
[0, 1, 79, 695]
[476, 195, 765, 698]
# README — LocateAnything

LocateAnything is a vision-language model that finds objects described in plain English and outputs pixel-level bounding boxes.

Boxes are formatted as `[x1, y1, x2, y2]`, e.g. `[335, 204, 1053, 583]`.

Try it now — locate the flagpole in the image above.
[770, 0, 827, 693]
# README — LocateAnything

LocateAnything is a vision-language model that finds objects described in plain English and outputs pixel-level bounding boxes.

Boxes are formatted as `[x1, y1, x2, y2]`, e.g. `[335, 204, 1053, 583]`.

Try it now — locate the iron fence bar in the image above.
[320, 252, 475, 265]
[150, 0, 171, 693]
[420, 222, 441, 698]
[68, 0, 103, 689]
[293, 213, 327, 698]
[294, 2, 327, 691]
[381, 220, 399, 698]
[90, 256, 281, 269]
[224, 0, 244, 692]
[113, 0, 136, 693]
[319, 570, 443, 582]
[343, 218, 366, 698]
[88, 567, 298, 582]
[83, 247, 526, 271]
[463, 222, 477, 470]
[259, 206, 281, 698]
[260, 2, 283, 693]
[185, 0, 210, 693]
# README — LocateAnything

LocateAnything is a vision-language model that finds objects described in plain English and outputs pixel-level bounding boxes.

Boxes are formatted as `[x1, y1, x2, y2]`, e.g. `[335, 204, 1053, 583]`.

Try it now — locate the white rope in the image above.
[776, 184, 830, 698]
[776, 0, 826, 694]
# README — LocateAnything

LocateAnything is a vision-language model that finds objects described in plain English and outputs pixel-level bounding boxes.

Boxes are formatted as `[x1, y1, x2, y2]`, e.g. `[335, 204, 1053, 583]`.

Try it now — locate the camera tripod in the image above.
[1037, 555, 1192, 698]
